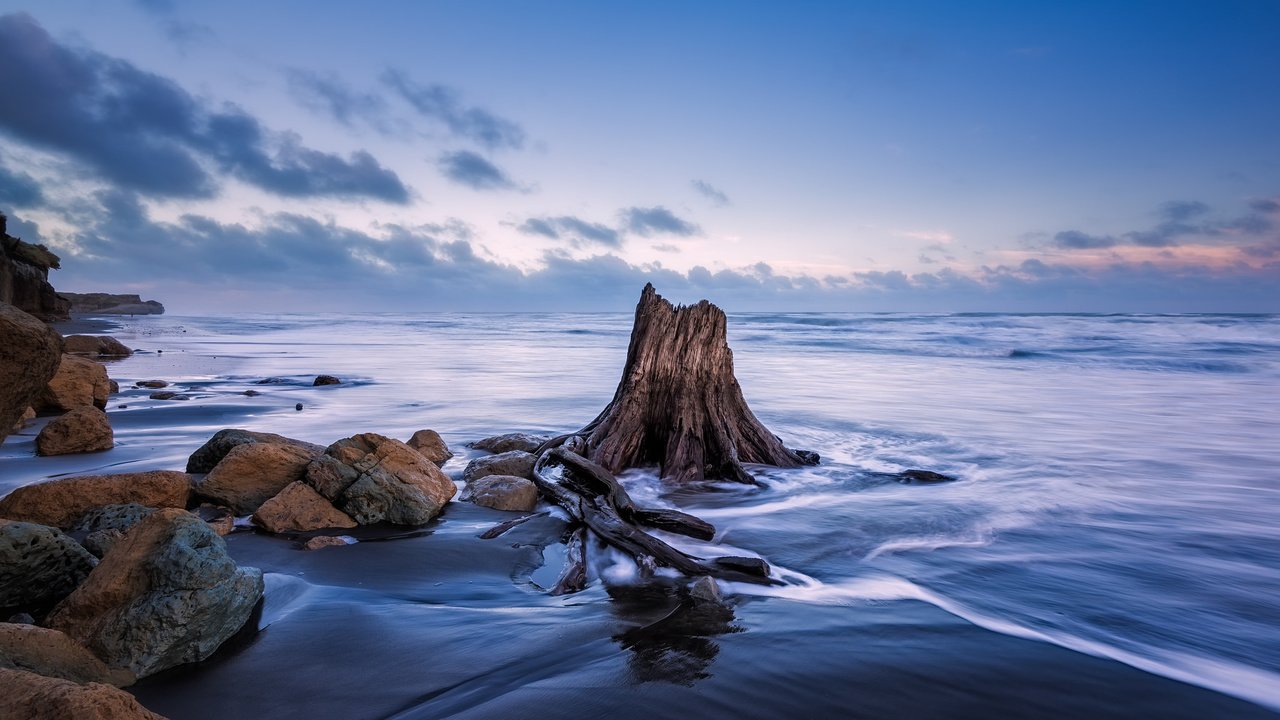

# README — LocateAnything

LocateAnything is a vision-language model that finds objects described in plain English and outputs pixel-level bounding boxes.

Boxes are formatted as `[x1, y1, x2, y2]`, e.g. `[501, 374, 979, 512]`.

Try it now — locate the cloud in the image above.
[1250, 198, 1279, 213]
[1042, 197, 1278, 254]
[132, 0, 212, 49]
[286, 70, 392, 132]
[1159, 200, 1210, 222]
[1052, 230, 1118, 249]
[621, 206, 701, 237]
[382, 69, 525, 151]
[0, 13, 408, 203]
[0, 160, 44, 208]
[691, 179, 730, 206]
[516, 215, 620, 247]
[437, 150, 517, 190]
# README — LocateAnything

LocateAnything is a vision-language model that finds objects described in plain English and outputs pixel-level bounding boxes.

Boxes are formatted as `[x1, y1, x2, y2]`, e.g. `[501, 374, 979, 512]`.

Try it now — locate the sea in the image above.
[2, 311, 1278, 719]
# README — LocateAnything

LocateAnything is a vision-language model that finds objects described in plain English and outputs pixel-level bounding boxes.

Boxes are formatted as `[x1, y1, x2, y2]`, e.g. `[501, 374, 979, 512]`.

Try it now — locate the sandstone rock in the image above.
[0, 471, 192, 529]
[63, 335, 133, 358]
[252, 482, 357, 533]
[12, 406, 36, 432]
[48, 508, 264, 679]
[0, 520, 97, 618]
[303, 535, 350, 551]
[303, 455, 360, 500]
[38, 353, 109, 412]
[0, 668, 164, 719]
[196, 442, 316, 515]
[0, 303, 62, 441]
[462, 475, 538, 512]
[0, 623, 135, 686]
[471, 432, 550, 454]
[108, 380, 119, 394]
[1, 227, 71, 321]
[194, 504, 234, 536]
[313, 374, 342, 386]
[36, 406, 113, 456]
[134, 380, 167, 389]
[323, 433, 456, 525]
[462, 450, 537, 483]
[406, 428, 453, 466]
[186, 428, 326, 473]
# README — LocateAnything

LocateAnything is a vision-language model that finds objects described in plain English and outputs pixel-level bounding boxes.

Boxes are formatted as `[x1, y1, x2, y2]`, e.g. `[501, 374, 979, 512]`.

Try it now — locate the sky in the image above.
[0, 0, 1277, 313]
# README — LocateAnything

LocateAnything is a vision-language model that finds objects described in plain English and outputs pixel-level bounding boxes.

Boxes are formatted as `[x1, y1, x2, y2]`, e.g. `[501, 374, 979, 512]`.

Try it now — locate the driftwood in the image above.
[539, 283, 817, 484]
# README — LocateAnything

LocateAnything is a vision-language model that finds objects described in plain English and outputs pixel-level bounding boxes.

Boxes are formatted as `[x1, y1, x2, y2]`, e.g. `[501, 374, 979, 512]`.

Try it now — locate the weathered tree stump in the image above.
[542, 283, 816, 484]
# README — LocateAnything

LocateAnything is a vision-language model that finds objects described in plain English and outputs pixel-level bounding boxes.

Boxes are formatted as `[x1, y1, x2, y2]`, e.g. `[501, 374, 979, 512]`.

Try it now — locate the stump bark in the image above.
[547, 283, 814, 484]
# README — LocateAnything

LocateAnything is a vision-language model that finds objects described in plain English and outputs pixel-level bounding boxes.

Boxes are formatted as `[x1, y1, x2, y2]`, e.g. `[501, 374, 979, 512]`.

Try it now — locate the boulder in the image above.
[48, 508, 264, 679]
[303, 535, 350, 551]
[12, 406, 36, 432]
[36, 406, 114, 456]
[462, 450, 536, 483]
[38, 354, 110, 412]
[0, 303, 62, 442]
[63, 335, 133, 358]
[194, 504, 234, 536]
[134, 380, 167, 389]
[0, 520, 97, 618]
[0, 471, 192, 529]
[82, 529, 125, 559]
[148, 392, 189, 400]
[108, 380, 119, 394]
[313, 374, 342, 386]
[0, 623, 134, 686]
[303, 455, 360, 500]
[196, 442, 316, 515]
[251, 482, 357, 534]
[322, 433, 457, 525]
[0, 668, 164, 720]
[186, 428, 326, 473]
[471, 432, 550, 454]
[406, 428, 453, 466]
[462, 475, 538, 512]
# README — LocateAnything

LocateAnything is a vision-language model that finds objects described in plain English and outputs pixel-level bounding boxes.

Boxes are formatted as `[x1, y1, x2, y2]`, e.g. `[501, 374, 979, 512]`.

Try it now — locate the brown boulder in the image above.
[471, 432, 550, 454]
[0, 623, 134, 686]
[0, 668, 165, 720]
[35, 406, 114, 456]
[406, 428, 453, 466]
[63, 335, 133, 358]
[0, 471, 192, 529]
[462, 450, 536, 483]
[12, 406, 35, 432]
[462, 475, 538, 512]
[303, 535, 351, 550]
[186, 428, 326, 473]
[38, 353, 110, 412]
[323, 433, 457, 525]
[0, 303, 62, 442]
[196, 442, 316, 514]
[252, 482, 357, 533]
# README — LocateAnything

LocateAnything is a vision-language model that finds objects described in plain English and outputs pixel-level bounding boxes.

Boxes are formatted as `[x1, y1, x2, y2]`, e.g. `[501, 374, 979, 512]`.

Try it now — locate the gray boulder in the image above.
[0, 520, 97, 619]
[462, 450, 536, 483]
[470, 432, 550, 454]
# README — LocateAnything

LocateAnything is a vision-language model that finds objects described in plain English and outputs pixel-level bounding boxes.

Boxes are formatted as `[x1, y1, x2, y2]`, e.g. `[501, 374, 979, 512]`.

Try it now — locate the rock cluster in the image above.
[0, 302, 62, 442]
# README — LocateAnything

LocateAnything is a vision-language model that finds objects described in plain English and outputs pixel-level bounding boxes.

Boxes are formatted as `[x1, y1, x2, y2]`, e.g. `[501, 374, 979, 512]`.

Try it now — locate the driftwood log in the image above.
[539, 283, 817, 484]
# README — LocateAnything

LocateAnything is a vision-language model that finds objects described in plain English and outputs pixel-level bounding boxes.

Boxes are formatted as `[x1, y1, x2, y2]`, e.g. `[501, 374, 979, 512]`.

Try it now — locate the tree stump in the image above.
[545, 283, 815, 484]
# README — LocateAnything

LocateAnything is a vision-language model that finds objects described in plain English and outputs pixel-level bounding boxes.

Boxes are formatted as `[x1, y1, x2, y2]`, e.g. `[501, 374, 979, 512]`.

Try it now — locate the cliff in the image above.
[0, 214, 71, 321]
[60, 293, 165, 315]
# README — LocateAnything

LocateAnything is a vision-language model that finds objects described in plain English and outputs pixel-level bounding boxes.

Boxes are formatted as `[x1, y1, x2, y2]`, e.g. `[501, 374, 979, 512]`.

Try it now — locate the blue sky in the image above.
[0, 1, 1277, 312]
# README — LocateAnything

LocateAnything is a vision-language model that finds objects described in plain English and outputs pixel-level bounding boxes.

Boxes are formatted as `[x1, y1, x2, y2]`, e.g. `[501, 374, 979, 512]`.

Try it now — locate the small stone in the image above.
[149, 391, 177, 400]
[689, 576, 723, 604]
[243, 389, 260, 397]
[303, 535, 351, 551]
[295, 402, 304, 411]
[312, 375, 341, 386]
[896, 469, 957, 484]
[135, 380, 168, 389]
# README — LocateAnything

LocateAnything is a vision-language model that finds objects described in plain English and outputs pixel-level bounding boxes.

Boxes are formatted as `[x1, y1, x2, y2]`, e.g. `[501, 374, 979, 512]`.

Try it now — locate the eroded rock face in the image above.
[38, 354, 110, 412]
[0, 471, 191, 529]
[471, 432, 549, 455]
[0, 303, 62, 442]
[0, 623, 135, 686]
[462, 450, 537, 483]
[48, 508, 264, 679]
[320, 433, 456, 526]
[196, 442, 316, 515]
[186, 428, 325, 473]
[406, 428, 452, 466]
[36, 406, 114, 456]
[252, 482, 357, 533]
[0, 668, 164, 720]
[462, 475, 538, 512]
[63, 335, 133, 358]
[0, 520, 97, 619]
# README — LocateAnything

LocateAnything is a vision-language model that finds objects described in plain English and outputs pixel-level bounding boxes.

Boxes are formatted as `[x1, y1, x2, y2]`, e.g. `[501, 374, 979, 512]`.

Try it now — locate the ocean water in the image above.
[3, 311, 1278, 718]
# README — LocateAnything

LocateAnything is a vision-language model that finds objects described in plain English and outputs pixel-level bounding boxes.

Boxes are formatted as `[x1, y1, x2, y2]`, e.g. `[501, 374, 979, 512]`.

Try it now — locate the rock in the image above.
[462, 475, 537, 512]
[303, 455, 361, 500]
[0, 471, 192, 529]
[196, 442, 316, 515]
[406, 428, 452, 466]
[1, 226, 71, 321]
[712, 556, 771, 578]
[295, 403, 303, 411]
[59, 292, 164, 316]
[470, 432, 550, 455]
[148, 391, 188, 400]
[83, 529, 125, 558]
[12, 406, 36, 432]
[48, 508, 264, 679]
[38, 354, 110, 412]
[186, 428, 326, 473]
[0, 623, 135, 686]
[7, 613, 35, 625]
[0, 303, 62, 442]
[0, 520, 97, 618]
[462, 450, 536, 483]
[313, 374, 342, 386]
[73, 504, 156, 535]
[242, 389, 260, 397]
[253, 377, 286, 385]
[303, 535, 350, 551]
[194, 505, 234, 536]
[322, 433, 457, 526]
[36, 406, 114, 456]
[0, 668, 164, 719]
[252, 482, 357, 534]
[63, 335, 133, 358]
[896, 469, 958, 484]
[689, 576, 723, 605]
[134, 380, 167, 389]
[108, 380, 119, 394]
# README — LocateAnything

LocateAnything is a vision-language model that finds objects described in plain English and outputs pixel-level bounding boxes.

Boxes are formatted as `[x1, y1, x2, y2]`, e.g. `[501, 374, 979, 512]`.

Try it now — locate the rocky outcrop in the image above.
[463, 450, 536, 483]
[0, 623, 134, 686]
[471, 432, 550, 454]
[196, 442, 315, 514]
[0, 216, 71, 322]
[63, 335, 133, 358]
[0, 471, 191, 529]
[48, 508, 264, 679]
[0, 668, 165, 720]
[38, 353, 110, 412]
[462, 475, 537, 512]
[314, 433, 456, 525]
[407, 428, 452, 466]
[0, 302, 62, 442]
[186, 428, 326, 473]
[36, 406, 114, 455]
[0, 520, 97, 618]
[251, 482, 357, 533]
[59, 293, 164, 316]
